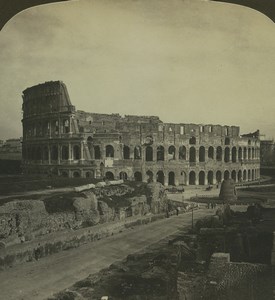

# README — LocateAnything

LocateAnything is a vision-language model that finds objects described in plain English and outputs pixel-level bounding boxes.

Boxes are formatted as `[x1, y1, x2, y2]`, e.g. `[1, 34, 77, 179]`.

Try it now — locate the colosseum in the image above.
[21, 81, 260, 186]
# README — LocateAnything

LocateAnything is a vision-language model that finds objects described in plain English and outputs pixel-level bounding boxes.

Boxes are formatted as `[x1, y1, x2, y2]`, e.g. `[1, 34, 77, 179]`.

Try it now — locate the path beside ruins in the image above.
[0, 209, 214, 300]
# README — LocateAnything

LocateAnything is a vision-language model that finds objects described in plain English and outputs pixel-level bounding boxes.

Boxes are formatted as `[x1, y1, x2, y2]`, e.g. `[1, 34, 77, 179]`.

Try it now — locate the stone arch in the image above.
[199, 171, 205, 185]
[232, 147, 237, 163]
[189, 136, 196, 145]
[86, 171, 94, 178]
[73, 145, 80, 160]
[123, 145, 130, 159]
[73, 171, 80, 178]
[179, 171, 187, 185]
[248, 148, 251, 160]
[189, 147, 196, 162]
[207, 171, 214, 185]
[252, 169, 255, 181]
[134, 171, 142, 182]
[94, 145, 101, 159]
[157, 170, 165, 185]
[105, 171, 114, 180]
[134, 146, 142, 159]
[216, 170, 222, 183]
[231, 170, 236, 182]
[61, 171, 69, 177]
[199, 146, 205, 162]
[208, 146, 214, 159]
[243, 147, 247, 160]
[224, 147, 230, 163]
[168, 145, 176, 160]
[224, 170, 230, 180]
[168, 171, 175, 186]
[248, 169, 251, 181]
[61, 145, 69, 160]
[238, 147, 242, 161]
[146, 146, 153, 161]
[119, 171, 128, 180]
[189, 171, 196, 185]
[243, 170, 247, 181]
[179, 146, 186, 160]
[146, 170, 153, 183]
[238, 170, 242, 182]
[157, 146, 164, 161]
[216, 146, 222, 161]
[106, 145, 114, 158]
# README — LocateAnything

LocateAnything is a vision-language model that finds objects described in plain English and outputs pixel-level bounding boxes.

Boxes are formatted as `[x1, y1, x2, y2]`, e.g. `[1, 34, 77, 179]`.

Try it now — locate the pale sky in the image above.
[0, 0, 275, 140]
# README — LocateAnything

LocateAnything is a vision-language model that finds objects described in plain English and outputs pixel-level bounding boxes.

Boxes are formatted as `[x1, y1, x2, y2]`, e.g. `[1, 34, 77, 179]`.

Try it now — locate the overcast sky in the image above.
[0, 0, 275, 140]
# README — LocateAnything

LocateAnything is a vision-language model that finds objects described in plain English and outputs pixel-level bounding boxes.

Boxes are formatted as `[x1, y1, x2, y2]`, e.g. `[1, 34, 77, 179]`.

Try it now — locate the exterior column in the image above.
[57, 144, 61, 164]
[68, 143, 72, 164]
[164, 173, 169, 186]
[80, 142, 84, 162]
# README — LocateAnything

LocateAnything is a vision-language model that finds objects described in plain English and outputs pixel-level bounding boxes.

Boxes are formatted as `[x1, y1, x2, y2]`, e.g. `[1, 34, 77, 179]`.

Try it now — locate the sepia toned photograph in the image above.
[0, 0, 275, 299]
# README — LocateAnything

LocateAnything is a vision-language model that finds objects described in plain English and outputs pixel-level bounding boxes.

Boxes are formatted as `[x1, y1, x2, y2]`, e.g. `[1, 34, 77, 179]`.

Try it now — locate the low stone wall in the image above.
[0, 213, 166, 270]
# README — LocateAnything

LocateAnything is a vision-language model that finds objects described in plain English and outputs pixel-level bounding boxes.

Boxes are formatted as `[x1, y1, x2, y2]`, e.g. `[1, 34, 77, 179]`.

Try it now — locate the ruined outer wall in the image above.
[22, 81, 260, 185]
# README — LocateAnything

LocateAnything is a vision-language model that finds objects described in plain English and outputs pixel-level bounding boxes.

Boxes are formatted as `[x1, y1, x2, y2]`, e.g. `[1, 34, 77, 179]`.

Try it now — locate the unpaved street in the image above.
[0, 209, 213, 300]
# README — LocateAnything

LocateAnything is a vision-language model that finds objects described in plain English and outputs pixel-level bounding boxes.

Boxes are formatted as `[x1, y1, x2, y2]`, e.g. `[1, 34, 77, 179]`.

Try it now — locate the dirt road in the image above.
[0, 209, 213, 300]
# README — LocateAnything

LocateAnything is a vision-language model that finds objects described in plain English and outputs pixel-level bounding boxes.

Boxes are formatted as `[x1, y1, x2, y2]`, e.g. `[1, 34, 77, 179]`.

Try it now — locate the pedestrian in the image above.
[176, 207, 179, 216]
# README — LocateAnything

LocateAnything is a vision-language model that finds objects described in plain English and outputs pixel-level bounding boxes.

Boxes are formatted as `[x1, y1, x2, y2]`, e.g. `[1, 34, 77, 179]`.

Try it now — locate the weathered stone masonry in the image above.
[21, 81, 260, 186]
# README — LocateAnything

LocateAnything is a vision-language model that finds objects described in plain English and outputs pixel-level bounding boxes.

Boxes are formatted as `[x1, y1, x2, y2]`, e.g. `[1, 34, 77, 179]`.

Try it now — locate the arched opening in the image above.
[252, 148, 255, 159]
[238, 170, 242, 182]
[189, 147, 196, 163]
[134, 146, 141, 159]
[224, 170, 230, 180]
[225, 137, 230, 145]
[73, 145, 80, 160]
[238, 147, 242, 161]
[179, 171, 186, 185]
[105, 171, 114, 180]
[189, 171, 196, 185]
[199, 146, 205, 162]
[232, 147, 237, 163]
[231, 170, 236, 182]
[216, 146, 222, 161]
[61, 145, 69, 160]
[248, 139, 251, 145]
[248, 148, 251, 160]
[168, 171, 175, 186]
[119, 171, 128, 180]
[73, 171, 80, 178]
[168, 146, 176, 160]
[224, 147, 230, 163]
[157, 171, 164, 185]
[208, 146, 214, 159]
[134, 171, 142, 182]
[61, 171, 68, 177]
[51, 145, 58, 161]
[252, 169, 255, 181]
[106, 145, 114, 158]
[199, 171, 205, 185]
[243, 170, 247, 181]
[94, 146, 101, 159]
[179, 146, 186, 160]
[244, 147, 247, 160]
[207, 171, 214, 185]
[189, 136, 196, 145]
[146, 146, 153, 161]
[123, 145, 130, 159]
[216, 171, 222, 183]
[248, 169, 251, 181]
[146, 170, 153, 183]
[63, 119, 70, 133]
[157, 146, 164, 161]
[86, 171, 94, 178]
